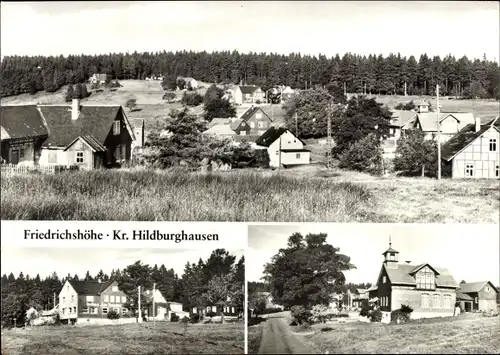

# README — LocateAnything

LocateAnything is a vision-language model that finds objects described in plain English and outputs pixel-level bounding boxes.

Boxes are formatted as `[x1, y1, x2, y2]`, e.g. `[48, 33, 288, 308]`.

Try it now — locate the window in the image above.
[121, 145, 126, 161]
[489, 139, 497, 152]
[382, 276, 387, 283]
[71, 295, 74, 302]
[86, 296, 93, 302]
[256, 113, 262, 119]
[240, 131, 246, 136]
[48, 151, 57, 164]
[82, 307, 88, 314]
[113, 307, 120, 313]
[102, 307, 108, 314]
[475, 297, 478, 303]
[91, 307, 97, 314]
[113, 121, 121, 135]
[275, 150, 280, 155]
[486, 286, 490, 292]
[432, 294, 440, 308]
[496, 165, 499, 178]
[231, 307, 235, 313]
[421, 293, 429, 308]
[19, 148, 24, 158]
[443, 294, 452, 308]
[76, 151, 84, 163]
[122, 296, 127, 303]
[103, 295, 109, 303]
[63, 297, 66, 303]
[416, 268, 435, 290]
[250, 122, 255, 128]
[122, 308, 128, 314]
[465, 164, 474, 177]
[112, 286, 118, 292]
[73, 307, 76, 313]
[390, 253, 395, 261]
[110, 296, 115, 303]
[258, 121, 264, 128]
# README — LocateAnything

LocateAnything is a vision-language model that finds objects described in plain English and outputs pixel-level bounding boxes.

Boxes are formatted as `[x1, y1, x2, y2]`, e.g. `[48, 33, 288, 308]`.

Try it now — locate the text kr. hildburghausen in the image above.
[114, 230, 219, 243]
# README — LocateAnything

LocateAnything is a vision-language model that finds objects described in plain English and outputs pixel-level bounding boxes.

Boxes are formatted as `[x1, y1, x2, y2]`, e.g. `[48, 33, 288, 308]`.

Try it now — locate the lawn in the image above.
[301, 314, 500, 354]
[0, 322, 244, 355]
[247, 325, 263, 354]
[1, 167, 498, 222]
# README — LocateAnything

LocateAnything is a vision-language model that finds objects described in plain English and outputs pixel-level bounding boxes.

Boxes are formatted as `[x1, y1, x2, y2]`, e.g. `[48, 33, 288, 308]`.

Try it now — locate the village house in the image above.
[255, 127, 311, 168]
[144, 289, 171, 321]
[441, 117, 499, 179]
[351, 288, 369, 308]
[256, 292, 284, 311]
[202, 123, 236, 141]
[88, 73, 108, 85]
[191, 304, 239, 319]
[370, 241, 459, 319]
[395, 101, 476, 142]
[234, 85, 265, 105]
[167, 301, 190, 321]
[0, 105, 49, 165]
[58, 279, 130, 324]
[456, 281, 499, 313]
[231, 106, 273, 137]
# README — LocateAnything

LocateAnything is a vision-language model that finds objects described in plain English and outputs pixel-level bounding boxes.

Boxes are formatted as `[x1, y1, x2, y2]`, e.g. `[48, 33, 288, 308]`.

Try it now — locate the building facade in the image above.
[255, 127, 311, 168]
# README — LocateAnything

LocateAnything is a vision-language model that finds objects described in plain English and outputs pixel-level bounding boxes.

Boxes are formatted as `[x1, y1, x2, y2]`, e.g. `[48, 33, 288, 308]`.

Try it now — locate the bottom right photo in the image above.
[247, 224, 499, 354]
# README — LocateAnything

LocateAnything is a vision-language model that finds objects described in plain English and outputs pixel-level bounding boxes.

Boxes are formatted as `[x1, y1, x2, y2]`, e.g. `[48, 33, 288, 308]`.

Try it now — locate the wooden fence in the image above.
[0, 164, 77, 175]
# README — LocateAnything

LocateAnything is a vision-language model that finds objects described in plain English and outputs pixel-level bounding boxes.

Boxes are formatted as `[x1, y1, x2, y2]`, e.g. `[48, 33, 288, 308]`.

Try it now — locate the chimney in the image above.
[405, 261, 411, 264]
[72, 98, 81, 121]
[475, 117, 481, 132]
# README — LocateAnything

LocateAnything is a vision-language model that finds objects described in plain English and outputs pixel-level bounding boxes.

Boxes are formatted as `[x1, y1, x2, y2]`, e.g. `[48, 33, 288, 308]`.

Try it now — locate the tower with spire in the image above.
[382, 236, 399, 269]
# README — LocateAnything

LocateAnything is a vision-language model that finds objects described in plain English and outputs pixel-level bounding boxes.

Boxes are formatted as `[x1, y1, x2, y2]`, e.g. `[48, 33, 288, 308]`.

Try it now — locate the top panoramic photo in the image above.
[0, 1, 498, 223]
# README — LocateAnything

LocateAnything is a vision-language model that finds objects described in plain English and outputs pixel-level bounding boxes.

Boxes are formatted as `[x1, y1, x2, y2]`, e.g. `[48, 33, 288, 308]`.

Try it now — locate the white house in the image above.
[89, 73, 107, 85]
[441, 117, 500, 179]
[255, 127, 311, 168]
[234, 85, 265, 105]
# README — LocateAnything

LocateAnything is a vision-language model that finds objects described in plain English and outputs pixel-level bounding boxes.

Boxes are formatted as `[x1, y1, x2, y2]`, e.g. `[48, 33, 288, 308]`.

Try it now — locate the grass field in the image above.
[247, 325, 262, 354]
[301, 314, 500, 354]
[0, 322, 244, 355]
[1, 167, 498, 222]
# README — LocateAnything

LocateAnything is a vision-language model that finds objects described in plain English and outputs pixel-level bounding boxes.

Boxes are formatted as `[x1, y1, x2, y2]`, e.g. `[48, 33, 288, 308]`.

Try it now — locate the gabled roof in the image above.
[414, 112, 451, 132]
[458, 281, 499, 294]
[255, 127, 305, 147]
[208, 118, 231, 128]
[408, 263, 440, 276]
[239, 106, 272, 123]
[441, 119, 500, 161]
[38, 105, 128, 147]
[456, 292, 474, 301]
[238, 85, 260, 94]
[230, 119, 243, 131]
[0, 105, 49, 140]
[202, 124, 235, 136]
[67, 279, 117, 295]
[64, 135, 107, 152]
[382, 263, 458, 288]
[390, 110, 418, 128]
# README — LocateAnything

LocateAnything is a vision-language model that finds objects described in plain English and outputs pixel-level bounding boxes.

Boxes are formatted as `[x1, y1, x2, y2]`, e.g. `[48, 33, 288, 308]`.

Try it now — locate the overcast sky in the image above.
[248, 224, 499, 285]
[1, 1, 498, 61]
[1, 248, 244, 279]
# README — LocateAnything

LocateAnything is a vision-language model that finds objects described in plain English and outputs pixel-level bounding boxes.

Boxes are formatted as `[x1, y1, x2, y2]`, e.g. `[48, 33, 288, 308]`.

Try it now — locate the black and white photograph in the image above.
[1, 247, 245, 354]
[1, 1, 499, 222]
[247, 224, 499, 354]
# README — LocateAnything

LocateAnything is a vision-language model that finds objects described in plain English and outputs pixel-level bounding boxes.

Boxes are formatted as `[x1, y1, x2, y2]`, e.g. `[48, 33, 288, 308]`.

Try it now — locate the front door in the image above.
[11, 149, 19, 165]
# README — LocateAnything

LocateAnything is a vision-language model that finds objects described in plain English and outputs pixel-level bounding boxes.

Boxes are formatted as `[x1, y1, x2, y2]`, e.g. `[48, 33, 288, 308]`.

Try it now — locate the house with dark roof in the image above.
[58, 278, 130, 323]
[0, 105, 49, 165]
[457, 281, 499, 313]
[36, 99, 135, 169]
[255, 127, 311, 168]
[441, 117, 499, 179]
[232, 106, 273, 137]
[89, 73, 108, 85]
[371, 241, 459, 319]
[234, 85, 264, 105]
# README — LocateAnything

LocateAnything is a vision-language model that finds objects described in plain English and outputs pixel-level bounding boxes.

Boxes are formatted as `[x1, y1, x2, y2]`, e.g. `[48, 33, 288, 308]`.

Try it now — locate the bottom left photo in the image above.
[1, 247, 245, 355]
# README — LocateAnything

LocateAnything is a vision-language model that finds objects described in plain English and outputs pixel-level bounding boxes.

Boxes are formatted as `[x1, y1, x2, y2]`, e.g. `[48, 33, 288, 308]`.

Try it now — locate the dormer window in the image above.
[113, 121, 121, 135]
[390, 253, 395, 261]
[416, 266, 435, 290]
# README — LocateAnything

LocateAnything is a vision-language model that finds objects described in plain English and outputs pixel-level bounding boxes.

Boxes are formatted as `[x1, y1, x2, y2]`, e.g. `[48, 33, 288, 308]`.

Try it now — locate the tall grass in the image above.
[0, 170, 374, 221]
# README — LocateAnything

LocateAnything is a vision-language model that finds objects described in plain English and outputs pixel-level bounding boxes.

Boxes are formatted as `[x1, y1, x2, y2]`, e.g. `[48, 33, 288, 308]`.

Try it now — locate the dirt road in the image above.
[258, 315, 315, 354]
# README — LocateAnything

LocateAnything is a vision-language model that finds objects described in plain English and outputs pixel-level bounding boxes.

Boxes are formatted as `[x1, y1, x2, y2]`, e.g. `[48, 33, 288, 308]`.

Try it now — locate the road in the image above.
[258, 314, 315, 354]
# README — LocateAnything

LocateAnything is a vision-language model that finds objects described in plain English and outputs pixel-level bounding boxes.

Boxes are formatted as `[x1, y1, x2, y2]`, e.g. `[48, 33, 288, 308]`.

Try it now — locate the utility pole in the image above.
[294, 112, 298, 137]
[153, 283, 156, 328]
[138, 286, 142, 323]
[327, 102, 333, 169]
[278, 135, 282, 172]
[53, 293, 56, 309]
[436, 84, 441, 180]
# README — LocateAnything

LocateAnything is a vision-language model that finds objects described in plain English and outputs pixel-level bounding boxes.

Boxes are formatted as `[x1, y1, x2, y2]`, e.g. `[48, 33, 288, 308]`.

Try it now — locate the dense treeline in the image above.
[1, 50, 499, 98]
[1, 249, 244, 327]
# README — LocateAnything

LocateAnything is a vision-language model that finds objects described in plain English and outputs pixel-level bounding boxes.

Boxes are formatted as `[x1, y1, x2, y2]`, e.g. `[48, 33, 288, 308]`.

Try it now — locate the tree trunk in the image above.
[221, 308, 225, 324]
[421, 165, 425, 177]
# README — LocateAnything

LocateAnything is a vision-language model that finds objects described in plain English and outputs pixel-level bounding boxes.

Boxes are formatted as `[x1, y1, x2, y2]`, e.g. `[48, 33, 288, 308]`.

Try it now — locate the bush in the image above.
[368, 308, 382, 323]
[170, 313, 179, 322]
[206, 311, 217, 317]
[338, 134, 383, 175]
[107, 310, 120, 319]
[291, 305, 311, 325]
[310, 304, 337, 324]
[391, 304, 413, 324]
[189, 314, 202, 323]
[359, 300, 372, 317]
[261, 307, 283, 315]
[181, 92, 203, 106]
[256, 99, 261, 104]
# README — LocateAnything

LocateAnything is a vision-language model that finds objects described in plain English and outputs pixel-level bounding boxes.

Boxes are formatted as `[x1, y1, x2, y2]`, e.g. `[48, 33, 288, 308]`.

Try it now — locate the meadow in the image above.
[301, 314, 499, 354]
[247, 325, 263, 354]
[0, 322, 244, 355]
[1, 167, 498, 222]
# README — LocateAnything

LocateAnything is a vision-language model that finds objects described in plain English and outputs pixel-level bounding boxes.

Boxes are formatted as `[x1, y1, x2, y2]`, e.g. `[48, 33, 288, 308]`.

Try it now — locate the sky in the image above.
[1, 248, 244, 279]
[1, 1, 498, 61]
[247, 224, 499, 285]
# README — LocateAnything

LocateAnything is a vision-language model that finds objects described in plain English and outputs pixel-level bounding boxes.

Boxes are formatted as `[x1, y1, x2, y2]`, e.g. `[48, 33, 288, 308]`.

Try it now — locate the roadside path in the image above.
[258, 315, 315, 354]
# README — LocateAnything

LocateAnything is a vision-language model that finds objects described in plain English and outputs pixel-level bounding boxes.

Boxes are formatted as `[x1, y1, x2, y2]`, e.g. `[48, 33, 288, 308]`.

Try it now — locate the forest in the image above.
[1, 249, 244, 327]
[1, 50, 499, 99]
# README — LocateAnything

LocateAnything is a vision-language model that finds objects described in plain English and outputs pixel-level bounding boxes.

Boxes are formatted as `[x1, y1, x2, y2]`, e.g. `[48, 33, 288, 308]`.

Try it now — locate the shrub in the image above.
[107, 309, 120, 319]
[170, 313, 179, 322]
[391, 304, 413, 324]
[310, 304, 336, 324]
[291, 305, 311, 325]
[359, 299, 373, 317]
[206, 311, 217, 317]
[256, 99, 261, 104]
[181, 92, 203, 106]
[189, 314, 202, 323]
[261, 307, 283, 314]
[338, 133, 383, 175]
[369, 308, 382, 323]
